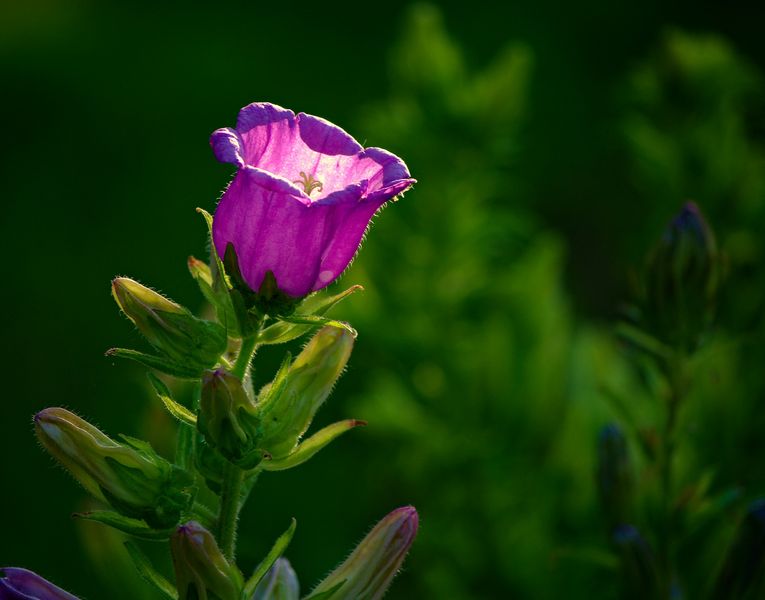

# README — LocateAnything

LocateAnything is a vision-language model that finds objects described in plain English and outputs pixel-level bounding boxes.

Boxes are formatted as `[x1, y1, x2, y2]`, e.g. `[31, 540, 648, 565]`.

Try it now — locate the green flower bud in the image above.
[251, 558, 299, 600]
[112, 277, 227, 371]
[198, 370, 264, 470]
[644, 202, 720, 350]
[257, 327, 354, 459]
[35, 407, 194, 528]
[311, 506, 418, 600]
[597, 424, 633, 528]
[171, 521, 244, 600]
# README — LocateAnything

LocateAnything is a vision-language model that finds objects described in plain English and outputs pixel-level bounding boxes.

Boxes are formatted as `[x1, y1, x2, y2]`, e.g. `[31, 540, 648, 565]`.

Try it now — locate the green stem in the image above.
[218, 461, 244, 561]
[232, 335, 258, 380]
[658, 353, 686, 598]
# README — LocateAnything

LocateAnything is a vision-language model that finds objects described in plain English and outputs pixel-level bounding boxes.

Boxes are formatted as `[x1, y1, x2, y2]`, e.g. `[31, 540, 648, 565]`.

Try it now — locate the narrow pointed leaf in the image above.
[243, 519, 297, 598]
[258, 286, 362, 345]
[148, 373, 197, 426]
[275, 315, 356, 338]
[302, 581, 346, 600]
[106, 348, 202, 379]
[125, 540, 178, 599]
[73, 510, 175, 541]
[262, 420, 366, 472]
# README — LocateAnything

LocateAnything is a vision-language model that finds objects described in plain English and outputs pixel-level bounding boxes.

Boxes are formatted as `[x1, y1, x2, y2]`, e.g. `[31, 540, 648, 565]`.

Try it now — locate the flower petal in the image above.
[297, 113, 363, 156]
[0, 568, 80, 600]
[210, 127, 245, 167]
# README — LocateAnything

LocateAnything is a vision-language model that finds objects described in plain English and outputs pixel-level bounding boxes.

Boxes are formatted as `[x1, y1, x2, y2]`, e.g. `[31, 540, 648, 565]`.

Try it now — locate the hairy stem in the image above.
[218, 461, 245, 561]
[232, 335, 258, 380]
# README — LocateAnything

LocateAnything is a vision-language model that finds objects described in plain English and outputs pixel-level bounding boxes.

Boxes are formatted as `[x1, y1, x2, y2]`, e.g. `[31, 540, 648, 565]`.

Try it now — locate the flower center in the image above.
[293, 171, 323, 196]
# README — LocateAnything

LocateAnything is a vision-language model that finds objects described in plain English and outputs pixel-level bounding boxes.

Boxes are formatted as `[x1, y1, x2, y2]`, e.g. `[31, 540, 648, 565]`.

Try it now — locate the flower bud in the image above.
[257, 327, 354, 459]
[310, 506, 418, 600]
[171, 522, 243, 600]
[111, 277, 227, 370]
[0, 567, 79, 600]
[711, 499, 765, 599]
[644, 202, 720, 350]
[35, 407, 194, 528]
[612, 525, 660, 599]
[251, 558, 300, 600]
[198, 370, 264, 469]
[596, 424, 633, 528]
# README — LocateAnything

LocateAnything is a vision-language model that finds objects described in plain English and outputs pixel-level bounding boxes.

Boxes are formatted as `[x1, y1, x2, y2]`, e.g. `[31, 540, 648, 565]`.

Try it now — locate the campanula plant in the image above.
[4, 102, 417, 599]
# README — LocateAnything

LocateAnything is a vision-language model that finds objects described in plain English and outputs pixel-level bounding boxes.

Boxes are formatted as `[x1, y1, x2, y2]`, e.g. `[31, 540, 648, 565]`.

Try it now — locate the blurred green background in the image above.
[2, 1, 765, 598]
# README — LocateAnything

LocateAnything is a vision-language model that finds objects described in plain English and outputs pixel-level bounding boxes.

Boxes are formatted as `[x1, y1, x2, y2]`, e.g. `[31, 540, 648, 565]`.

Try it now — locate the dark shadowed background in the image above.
[2, 1, 765, 598]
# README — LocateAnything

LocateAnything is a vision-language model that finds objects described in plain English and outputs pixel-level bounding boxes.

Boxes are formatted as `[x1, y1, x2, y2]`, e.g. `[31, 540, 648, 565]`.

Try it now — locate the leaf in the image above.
[73, 510, 175, 541]
[302, 581, 346, 600]
[105, 348, 202, 379]
[275, 315, 357, 338]
[124, 540, 178, 599]
[147, 372, 197, 426]
[258, 286, 362, 345]
[242, 518, 298, 598]
[262, 420, 366, 472]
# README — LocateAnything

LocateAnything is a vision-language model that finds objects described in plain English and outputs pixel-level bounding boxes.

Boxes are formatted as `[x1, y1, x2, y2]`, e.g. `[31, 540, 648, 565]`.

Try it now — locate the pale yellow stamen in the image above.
[293, 171, 323, 195]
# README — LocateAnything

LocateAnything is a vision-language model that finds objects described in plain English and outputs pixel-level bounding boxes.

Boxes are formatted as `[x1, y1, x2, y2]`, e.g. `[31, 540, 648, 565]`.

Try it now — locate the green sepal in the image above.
[195, 208, 242, 337]
[302, 581, 346, 600]
[147, 373, 197, 426]
[243, 519, 297, 599]
[258, 286, 362, 345]
[106, 348, 203, 379]
[262, 420, 366, 472]
[276, 314, 357, 339]
[125, 540, 179, 599]
[73, 510, 175, 541]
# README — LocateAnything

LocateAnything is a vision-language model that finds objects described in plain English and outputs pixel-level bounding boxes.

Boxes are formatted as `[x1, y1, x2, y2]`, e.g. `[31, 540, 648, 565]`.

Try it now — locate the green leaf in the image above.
[275, 315, 357, 338]
[255, 351, 292, 416]
[302, 581, 346, 600]
[147, 372, 197, 426]
[243, 519, 298, 598]
[74, 510, 175, 541]
[124, 540, 178, 599]
[258, 286, 362, 345]
[262, 420, 366, 472]
[105, 348, 202, 379]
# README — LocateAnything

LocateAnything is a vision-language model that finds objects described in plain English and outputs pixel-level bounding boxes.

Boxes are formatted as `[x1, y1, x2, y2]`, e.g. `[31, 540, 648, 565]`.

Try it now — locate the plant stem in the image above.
[232, 335, 258, 380]
[658, 353, 686, 598]
[218, 461, 245, 561]
[175, 383, 200, 470]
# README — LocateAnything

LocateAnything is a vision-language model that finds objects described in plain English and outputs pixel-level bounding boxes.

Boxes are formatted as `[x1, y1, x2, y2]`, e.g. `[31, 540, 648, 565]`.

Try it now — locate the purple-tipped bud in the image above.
[198, 369, 264, 469]
[0, 567, 79, 600]
[256, 327, 354, 460]
[171, 522, 243, 600]
[645, 202, 720, 350]
[310, 506, 418, 600]
[612, 525, 661, 599]
[111, 277, 227, 370]
[34, 407, 194, 528]
[597, 424, 633, 528]
[711, 499, 765, 599]
[251, 558, 300, 600]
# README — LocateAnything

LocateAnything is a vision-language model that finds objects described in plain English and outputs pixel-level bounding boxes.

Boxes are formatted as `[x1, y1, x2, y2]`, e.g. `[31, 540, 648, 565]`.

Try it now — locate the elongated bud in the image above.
[597, 424, 633, 528]
[644, 202, 720, 350]
[35, 408, 194, 528]
[252, 558, 300, 600]
[257, 327, 354, 459]
[311, 506, 418, 600]
[0, 568, 79, 600]
[198, 370, 264, 469]
[711, 499, 765, 599]
[612, 525, 660, 599]
[171, 522, 243, 600]
[112, 277, 227, 370]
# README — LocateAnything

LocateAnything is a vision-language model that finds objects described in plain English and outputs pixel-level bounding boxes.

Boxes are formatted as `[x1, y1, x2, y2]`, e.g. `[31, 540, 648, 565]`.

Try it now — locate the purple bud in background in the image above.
[251, 558, 300, 600]
[612, 525, 661, 599]
[310, 506, 418, 600]
[644, 201, 720, 350]
[0, 568, 79, 600]
[210, 102, 415, 300]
